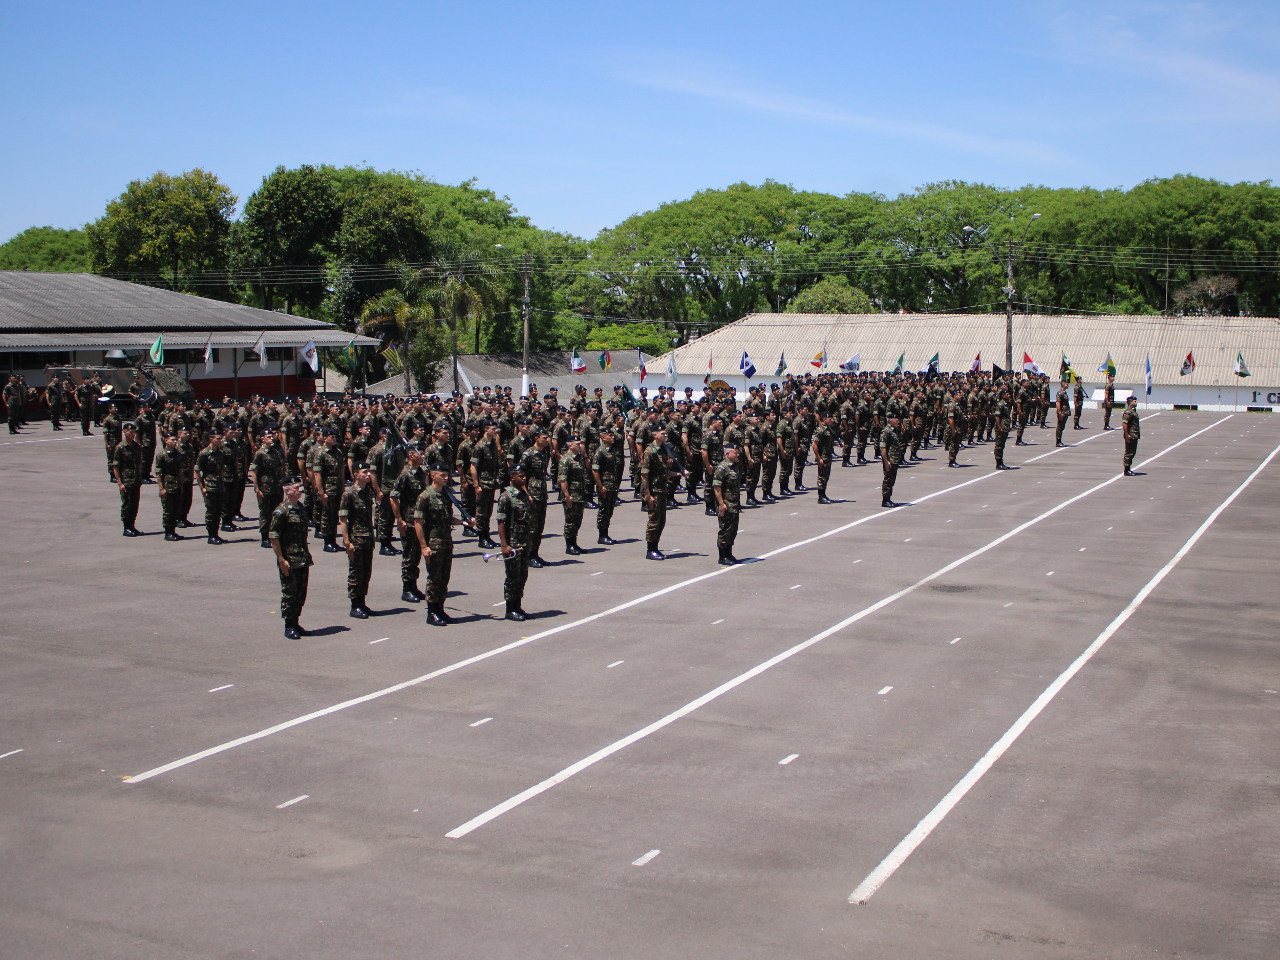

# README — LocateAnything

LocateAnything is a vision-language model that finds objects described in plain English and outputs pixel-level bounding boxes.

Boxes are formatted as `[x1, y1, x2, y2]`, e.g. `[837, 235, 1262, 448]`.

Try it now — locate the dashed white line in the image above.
[877, 686, 893, 696]
[275, 795, 309, 809]
[607, 661, 624, 669]
[1078, 547, 1086, 552]
[469, 717, 493, 727]
[778, 754, 799, 765]
[0, 749, 23, 760]
[711, 618, 725, 625]
[949, 637, 961, 645]
[1046, 571, 1055, 576]
[591, 571, 604, 576]
[632, 849, 661, 866]
[789, 584, 802, 590]
[1003, 602, 1014, 608]
[208, 684, 234, 693]
[904, 538, 912, 542]
[369, 637, 388, 645]
[852, 559, 863, 564]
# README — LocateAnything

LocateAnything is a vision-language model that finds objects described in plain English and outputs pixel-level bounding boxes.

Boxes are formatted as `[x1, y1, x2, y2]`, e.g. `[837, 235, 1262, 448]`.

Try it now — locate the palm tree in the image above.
[359, 289, 428, 392]
[419, 253, 501, 393]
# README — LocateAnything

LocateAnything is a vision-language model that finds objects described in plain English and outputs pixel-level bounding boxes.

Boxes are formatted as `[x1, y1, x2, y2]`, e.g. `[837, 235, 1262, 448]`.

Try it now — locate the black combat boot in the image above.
[426, 604, 447, 626]
[505, 603, 527, 622]
[284, 621, 301, 640]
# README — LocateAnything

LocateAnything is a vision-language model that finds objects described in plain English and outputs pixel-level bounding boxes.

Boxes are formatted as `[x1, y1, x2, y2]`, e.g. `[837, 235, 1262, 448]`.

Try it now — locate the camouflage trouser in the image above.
[1055, 411, 1068, 445]
[717, 506, 739, 554]
[685, 456, 704, 497]
[347, 542, 374, 603]
[745, 459, 761, 498]
[778, 455, 794, 487]
[856, 427, 871, 460]
[994, 430, 1009, 465]
[279, 565, 309, 623]
[1103, 403, 1113, 429]
[503, 549, 529, 607]
[792, 455, 807, 486]
[645, 495, 667, 545]
[476, 485, 497, 537]
[596, 486, 617, 536]
[1123, 437, 1139, 472]
[562, 498, 584, 544]
[257, 489, 282, 542]
[119, 484, 141, 529]
[160, 485, 180, 532]
[527, 497, 547, 557]
[882, 462, 898, 503]
[761, 455, 777, 494]
[401, 530, 422, 587]
[202, 487, 226, 537]
[322, 489, 341, 541]
[377, 491, 395, 542]
[425, 541, 452, 603]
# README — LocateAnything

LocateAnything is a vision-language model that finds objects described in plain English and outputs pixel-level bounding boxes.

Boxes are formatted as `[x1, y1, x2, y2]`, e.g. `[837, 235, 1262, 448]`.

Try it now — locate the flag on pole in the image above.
[704, 353, 713, 385]
[992, 362, 1007, 379]
[148, 335, 164, 365]
[775, 352, 788, 377]
[598, 350, 611, 371]
[663, 354, 678, 388]
[1022, 352, 1043, 375]
[926, 352, 940, 376]
[1234, 352, 1251, 378]
[969, 353, 981, 374]
[203, 335, 214, 374]
[570, 348, 586, 372]
[381, 346, 403, 374]
[739, 351, 756, 380]
[300, 339, 319, 372]
[1097, 352, 1116, 377]
[840, 353, 861, 372]
[340, 338, 356, 368]
[620, 384, 638, 412]
[1180, 351, 1196, 376]
[810, 349, 826, 368]
[638, 349, 647, 383]
[1144, 354, 1153, 396]
[891, 353, 904, 375]
[1059, 353, 1076, 383]
[250, 332, 267, 369]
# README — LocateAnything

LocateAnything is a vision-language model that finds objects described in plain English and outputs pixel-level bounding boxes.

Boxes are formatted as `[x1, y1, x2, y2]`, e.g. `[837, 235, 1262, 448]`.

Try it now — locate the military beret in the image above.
[352, 460, 372, 471]
[284, 475, 304, 486]
[122, 421, 137, 430]
[427, 461, 448, 472]
[723, 442, 737, 450]
[509, 462, 525, 473]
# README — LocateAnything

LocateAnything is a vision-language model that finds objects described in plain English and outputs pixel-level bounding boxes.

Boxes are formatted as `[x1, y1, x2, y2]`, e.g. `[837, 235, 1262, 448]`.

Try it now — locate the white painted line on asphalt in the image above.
[711, 618, 725, 625]
[779, 754, 799, 765]
[275, 795, 309, 809]
[208, 684, 234, 693]
[1078, 547, 1086, 552]
[469, 718, 493, 727]
[789, 584, 802, 590]
[949, 638, 961, 645]
[0, 434, 89, 446]
[790, 512, 799, 516]
[123, 415, 1203, 786]
[591, 571, 604, 576]
[443, 417, 1232, 840]
[853, 558, 863, 564]
[904, 538, 912, 542]
[0, 749, 23, 760]
[1046, 571, 1055, 576]
[607, 661, 624, 669]
[1003, 602, 1014, 608]
[369, 637, 388, 644]
[877, 686, 893, 696]
[493, 602, 505, 607]
[632, 849, 661, 866]
[849, 432, 1280, 906]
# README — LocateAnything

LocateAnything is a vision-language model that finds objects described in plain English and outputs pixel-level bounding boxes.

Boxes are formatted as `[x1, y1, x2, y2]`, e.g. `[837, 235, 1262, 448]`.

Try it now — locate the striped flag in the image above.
[1180, 351, 1196, 376]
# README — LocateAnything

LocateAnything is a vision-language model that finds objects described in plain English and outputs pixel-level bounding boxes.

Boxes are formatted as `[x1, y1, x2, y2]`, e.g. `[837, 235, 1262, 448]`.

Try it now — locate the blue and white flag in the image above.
[664, 354, 678, 388]
[1144, 354, 1153, 396]
[739, 351, 756, 380]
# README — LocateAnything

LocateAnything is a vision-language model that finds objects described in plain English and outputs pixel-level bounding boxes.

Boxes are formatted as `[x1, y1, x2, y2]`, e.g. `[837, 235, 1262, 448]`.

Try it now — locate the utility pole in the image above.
[1004, 239, 1016, 372]
[521, 252, 531, 398]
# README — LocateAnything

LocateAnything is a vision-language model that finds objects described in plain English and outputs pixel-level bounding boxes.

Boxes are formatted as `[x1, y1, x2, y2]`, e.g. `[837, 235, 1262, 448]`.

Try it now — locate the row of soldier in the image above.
[98, 370, 1121, 636]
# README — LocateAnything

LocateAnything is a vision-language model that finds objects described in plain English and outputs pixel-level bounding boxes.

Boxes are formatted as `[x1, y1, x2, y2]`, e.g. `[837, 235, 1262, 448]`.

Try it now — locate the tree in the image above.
[0, 226, 90, 272]
[584, 323, 670, 356]
[785, 276, 874, 314]
[419, 255, 501, 392]
[1173, 274, 1239, 314]
[86, 169, 236, 294]
[231, 165, 341, 313]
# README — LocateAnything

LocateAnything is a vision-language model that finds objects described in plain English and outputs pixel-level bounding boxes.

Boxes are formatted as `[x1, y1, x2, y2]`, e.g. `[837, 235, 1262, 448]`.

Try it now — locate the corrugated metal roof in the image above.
[367, 351, 649, 398]
[659, 313, 1280, 388]
[0, 271, 338, 333]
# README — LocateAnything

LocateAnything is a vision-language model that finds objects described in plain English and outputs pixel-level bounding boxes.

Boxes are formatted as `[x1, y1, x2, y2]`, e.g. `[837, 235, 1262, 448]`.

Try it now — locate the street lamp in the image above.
[495, 244, 532, 397]
[964, 212, 1040, 371]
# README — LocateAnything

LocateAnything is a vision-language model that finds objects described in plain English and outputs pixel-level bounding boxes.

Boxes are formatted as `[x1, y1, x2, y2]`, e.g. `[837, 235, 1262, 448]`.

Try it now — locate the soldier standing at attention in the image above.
[496, 464, 532, 621]
[712, 444, 742, 565]
[75, 377, 94, 435]
[880, 414, 905, 508]
[113, 421, 144, 536]
[472, 421, 503, 549]
[250, 429, 285, 549]
[1122, 396, 1141, 476]
[641, 427, 671, 560]
[44, 377, 63, 431]
[776, 409, 796, 495]
[1073, 379, 1086, 430]
[135, 403, 157, 481]
[315, 429, 345, 552]
[415, 461, 460, 626]
[271, 478, 313, 640]
[811, 413, 838, 504]
[1102, 376, 1116, 430]
[195, 429, 229, 544]
[175, 426, 197, 528]
[155, 432, 184, 540]
[992, 389, 1013, 470]
[1055, 381, 1070, 447]
[701, 413, 726, 514]
[592, 426, 622, 546]
[339, 461, 377, 619]
[558, 435, 589, 555]
[102, 403, 123, 480]
[518, 430, 552, 567]
[759, 409, 780, 502]
[390, 445, 428, 603]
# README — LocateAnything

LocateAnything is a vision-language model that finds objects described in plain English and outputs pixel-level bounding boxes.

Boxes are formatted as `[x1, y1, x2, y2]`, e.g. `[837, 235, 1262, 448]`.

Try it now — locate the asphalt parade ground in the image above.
[1, 412, 1277, 960]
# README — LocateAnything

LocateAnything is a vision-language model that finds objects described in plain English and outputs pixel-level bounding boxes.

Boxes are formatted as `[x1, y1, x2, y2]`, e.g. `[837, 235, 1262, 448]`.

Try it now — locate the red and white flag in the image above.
[704, 353, 713, 385]
[638, 349, 647, 383]
[1022, 352, 1043, 375]
[969, 353, 981, 373]
[1180, 351, 1196, 376]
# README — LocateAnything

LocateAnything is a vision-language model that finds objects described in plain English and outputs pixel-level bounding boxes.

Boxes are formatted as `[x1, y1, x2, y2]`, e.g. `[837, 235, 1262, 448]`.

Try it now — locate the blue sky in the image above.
[3, 0, 1278, 244]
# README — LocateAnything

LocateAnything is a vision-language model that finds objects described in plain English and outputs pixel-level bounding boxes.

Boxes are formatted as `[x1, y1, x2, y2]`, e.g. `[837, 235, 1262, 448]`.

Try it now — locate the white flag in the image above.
[840, 353, 861, 372]
[301, 340, 319, 372]
[203, 335, 214, 374]
[253, 333, 268, 369]
[663, 354, 678, 388]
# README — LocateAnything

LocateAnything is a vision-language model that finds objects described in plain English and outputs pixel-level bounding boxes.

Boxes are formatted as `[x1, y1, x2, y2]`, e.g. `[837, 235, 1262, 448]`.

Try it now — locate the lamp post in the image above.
[964, 212, 1040, 371]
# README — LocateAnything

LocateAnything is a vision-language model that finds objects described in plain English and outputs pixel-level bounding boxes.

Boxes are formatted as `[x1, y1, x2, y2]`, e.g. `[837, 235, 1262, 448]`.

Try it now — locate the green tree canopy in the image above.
[0, 227, 90, 272]
[785, 276, 874, 314]
[584, 323, 670, 356]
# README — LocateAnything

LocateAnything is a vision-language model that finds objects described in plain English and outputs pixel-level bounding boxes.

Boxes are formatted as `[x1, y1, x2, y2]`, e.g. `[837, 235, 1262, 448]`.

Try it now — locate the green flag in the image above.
[149, 335, 164, 365]
[1234, 352, 1251, 378]
[1097, 352, 1116, 377]
[891, 353, 904, 375]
